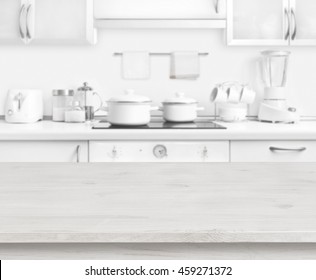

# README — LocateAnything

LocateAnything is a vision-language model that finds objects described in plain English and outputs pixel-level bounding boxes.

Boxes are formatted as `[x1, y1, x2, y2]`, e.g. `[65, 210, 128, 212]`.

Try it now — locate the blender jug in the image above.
[261, 50, 290, 87]
[258, 50, 299, 123]
[261, 50, 291, 107]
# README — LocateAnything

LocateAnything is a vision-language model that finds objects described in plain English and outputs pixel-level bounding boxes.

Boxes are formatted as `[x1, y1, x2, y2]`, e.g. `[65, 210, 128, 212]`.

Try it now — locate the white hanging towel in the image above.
[170, 51, 200, 80]
[122, 51, 150, 80]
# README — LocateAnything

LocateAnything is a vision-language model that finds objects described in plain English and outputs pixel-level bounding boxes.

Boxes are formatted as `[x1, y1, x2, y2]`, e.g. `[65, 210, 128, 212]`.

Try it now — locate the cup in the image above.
[228, 85, 243, 103]
[240, 86, 256, 104]
[210, 86, 228, 103]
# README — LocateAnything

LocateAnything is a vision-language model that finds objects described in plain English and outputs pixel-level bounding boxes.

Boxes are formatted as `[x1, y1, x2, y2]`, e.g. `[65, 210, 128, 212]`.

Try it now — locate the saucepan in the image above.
[160, 92, 204, 123]
[105, 90, 158, 126]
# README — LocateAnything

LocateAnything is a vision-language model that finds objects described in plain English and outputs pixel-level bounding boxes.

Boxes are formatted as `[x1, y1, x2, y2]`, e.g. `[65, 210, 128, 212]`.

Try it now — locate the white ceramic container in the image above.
[161, 92, 204, 123]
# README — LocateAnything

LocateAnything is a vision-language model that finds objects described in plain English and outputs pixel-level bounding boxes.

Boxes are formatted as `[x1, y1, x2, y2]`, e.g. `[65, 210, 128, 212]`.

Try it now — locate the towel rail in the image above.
[114, 52, 209, 56]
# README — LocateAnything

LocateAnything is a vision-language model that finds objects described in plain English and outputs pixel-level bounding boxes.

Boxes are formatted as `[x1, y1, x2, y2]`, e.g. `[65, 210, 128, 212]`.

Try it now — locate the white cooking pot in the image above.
[107, 90, 158, 126]
[160, 92, 204, 123]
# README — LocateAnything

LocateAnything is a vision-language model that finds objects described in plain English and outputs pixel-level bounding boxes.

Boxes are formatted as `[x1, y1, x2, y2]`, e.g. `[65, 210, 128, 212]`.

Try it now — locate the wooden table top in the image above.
[1, 163, 316, 243]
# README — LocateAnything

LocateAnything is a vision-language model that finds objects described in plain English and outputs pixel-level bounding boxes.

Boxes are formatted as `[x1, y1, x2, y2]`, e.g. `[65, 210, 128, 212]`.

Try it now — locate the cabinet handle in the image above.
[26, 4, 32, 41]
[269, 147, 306, 152]
[215, 0, 219, 13]
[291, 9, 297, 40]
[215, 0, 225, 14]
[19, 4, 26, 40]
[284, 8, 291, 40]
[76, 145, 81, 163]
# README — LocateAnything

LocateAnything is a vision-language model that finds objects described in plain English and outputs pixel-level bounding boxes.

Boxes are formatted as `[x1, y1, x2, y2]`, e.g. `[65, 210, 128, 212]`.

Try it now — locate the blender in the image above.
[258, 50, 300, 123]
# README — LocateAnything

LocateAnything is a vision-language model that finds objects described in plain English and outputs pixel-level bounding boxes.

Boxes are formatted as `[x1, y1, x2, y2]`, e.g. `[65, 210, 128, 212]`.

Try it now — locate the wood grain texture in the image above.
[1, 163, 316, 243]
[2, 243, 316, 260]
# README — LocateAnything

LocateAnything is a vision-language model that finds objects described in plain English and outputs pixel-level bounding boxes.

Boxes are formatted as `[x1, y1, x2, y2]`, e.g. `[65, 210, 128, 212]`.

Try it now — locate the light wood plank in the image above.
[0, 163, 316, 243]
[2, 243, 316, 260]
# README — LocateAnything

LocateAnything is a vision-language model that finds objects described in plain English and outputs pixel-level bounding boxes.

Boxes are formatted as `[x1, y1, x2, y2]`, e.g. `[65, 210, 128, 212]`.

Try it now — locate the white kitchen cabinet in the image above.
[0, 0, 95, 45]
[0, 141, 88, 162]
[89, 141, 230, 162]
[0, 0, 28, 44]
[231, 141, 316, 162]
[227, 0, 316, 46]
[289, 0, 316, 46]
[31, 0, 95, 44]
[227, 0, 288, 46]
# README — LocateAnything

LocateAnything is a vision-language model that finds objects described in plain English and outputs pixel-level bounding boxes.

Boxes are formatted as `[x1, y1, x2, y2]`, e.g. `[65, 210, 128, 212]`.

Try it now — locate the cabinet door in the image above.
[289, 0, 316, 46]
[231, 141, 316, 162]
[30, 0, 95, 44]
[0, 141, 88, 162]
[227, 0, 289, 46]
[0, 0, 26, 44]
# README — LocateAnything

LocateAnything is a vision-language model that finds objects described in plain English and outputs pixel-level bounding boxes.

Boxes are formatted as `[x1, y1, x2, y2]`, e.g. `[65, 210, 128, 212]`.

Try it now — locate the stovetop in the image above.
[92, 119, 226, 130]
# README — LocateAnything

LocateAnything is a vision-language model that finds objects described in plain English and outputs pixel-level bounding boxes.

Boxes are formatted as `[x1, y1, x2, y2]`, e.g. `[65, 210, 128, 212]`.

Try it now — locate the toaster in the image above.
[5, 90, 43, 123]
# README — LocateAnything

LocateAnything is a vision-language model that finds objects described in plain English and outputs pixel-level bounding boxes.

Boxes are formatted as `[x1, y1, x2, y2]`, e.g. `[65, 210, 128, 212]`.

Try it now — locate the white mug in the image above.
[240, 87, 256, 104]
[210, 86, 228, 103]
[228, 85, 243, 103]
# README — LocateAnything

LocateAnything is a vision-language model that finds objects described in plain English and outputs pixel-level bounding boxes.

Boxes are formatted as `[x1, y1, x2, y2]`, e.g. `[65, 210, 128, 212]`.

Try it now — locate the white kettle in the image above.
[5, 90, 43, 123]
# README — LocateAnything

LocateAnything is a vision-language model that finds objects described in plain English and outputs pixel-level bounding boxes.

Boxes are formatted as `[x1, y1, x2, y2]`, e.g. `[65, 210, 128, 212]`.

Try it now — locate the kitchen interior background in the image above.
[0, 4, 315, 117]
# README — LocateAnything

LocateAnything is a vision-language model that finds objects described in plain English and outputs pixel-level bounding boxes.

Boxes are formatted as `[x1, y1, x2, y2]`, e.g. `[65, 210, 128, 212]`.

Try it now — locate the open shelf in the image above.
[95, 18, 226, 29]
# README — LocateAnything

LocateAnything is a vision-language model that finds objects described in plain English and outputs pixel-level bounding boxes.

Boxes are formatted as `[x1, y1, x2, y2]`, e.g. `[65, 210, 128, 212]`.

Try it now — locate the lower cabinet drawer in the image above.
[231, 141, 316, 162]
[0, 141, 88, 163]
[89, 141, 230, 162]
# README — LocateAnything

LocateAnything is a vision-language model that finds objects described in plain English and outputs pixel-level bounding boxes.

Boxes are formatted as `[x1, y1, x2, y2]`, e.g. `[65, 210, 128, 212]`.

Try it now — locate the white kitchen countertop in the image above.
[1, 119, 316, 141]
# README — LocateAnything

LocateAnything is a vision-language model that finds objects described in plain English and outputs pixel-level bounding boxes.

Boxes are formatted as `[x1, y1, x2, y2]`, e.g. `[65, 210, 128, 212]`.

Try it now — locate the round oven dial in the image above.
[153, 145, 168, 159]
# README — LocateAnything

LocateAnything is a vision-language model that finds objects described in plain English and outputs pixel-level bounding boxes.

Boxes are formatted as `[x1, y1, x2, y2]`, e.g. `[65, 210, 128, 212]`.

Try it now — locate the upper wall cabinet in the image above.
[0, 0, 26, 44]
[94, 0, 227, 29]
[94, 0, 226, 19]
[227, 0, 316, 46]
[0, 0, 96, 45]
[290, 0, 316, 46]
[32, 0, 95, 44]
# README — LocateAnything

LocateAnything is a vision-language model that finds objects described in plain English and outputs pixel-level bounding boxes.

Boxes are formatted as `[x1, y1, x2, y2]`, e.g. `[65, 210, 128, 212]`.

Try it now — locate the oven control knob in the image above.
[111, 146, 118, 159]
[153, 145, 168, 159]
[202, 146, 208, 160]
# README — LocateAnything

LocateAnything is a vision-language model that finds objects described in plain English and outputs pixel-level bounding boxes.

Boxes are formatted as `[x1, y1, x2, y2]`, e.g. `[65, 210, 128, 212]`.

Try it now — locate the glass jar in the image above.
[52, 89, 75, 122]
[64, 101, 86, 123]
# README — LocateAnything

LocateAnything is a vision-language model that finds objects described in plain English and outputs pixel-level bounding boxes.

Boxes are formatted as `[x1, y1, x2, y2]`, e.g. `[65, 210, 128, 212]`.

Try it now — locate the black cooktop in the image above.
[92, 119, 226, 130]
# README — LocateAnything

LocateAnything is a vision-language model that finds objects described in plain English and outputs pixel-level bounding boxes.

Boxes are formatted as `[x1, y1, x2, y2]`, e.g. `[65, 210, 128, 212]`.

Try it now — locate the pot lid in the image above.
[163, 92, 197, 104]
[108, 89, 151, 103]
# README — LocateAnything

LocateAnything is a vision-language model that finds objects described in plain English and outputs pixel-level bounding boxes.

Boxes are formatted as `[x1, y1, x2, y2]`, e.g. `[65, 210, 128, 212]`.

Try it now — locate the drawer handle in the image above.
[269, 147, 307, 152]
[76, 145, 81, 163]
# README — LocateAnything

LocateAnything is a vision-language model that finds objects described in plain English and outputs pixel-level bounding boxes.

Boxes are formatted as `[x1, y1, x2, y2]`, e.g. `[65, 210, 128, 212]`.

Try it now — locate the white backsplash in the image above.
[0, 29, 315, 117]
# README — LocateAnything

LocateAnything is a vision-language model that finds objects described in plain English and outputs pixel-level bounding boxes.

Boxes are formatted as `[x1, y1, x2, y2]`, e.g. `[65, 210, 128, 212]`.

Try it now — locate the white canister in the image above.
[52, 90, 75, 122]
[65, 101, 86, 123]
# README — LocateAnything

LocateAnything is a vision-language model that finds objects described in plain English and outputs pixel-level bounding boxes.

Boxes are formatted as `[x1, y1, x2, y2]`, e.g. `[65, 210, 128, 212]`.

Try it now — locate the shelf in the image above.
[95, 19, 226, 29]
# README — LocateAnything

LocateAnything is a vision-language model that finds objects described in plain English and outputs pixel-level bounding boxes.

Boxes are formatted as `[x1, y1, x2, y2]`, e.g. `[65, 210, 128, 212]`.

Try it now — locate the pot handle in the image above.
[150, 106, 159, 111]
[158, 106, 164, 111]
[196, 107, 205, 111]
